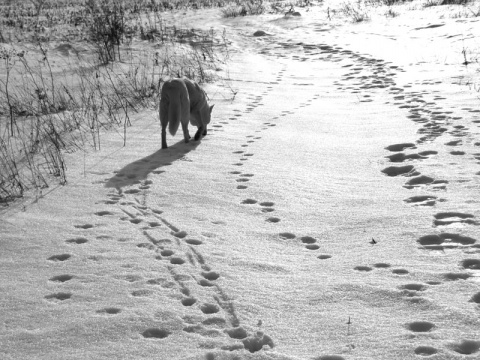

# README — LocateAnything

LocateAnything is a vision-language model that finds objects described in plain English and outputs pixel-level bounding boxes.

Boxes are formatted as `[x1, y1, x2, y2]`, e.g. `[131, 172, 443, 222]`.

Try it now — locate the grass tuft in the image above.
[0, 0, 230, 205]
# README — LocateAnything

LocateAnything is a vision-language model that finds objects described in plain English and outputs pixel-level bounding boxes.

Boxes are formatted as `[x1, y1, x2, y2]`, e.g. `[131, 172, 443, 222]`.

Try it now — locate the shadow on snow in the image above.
[104, 139, 200, 189]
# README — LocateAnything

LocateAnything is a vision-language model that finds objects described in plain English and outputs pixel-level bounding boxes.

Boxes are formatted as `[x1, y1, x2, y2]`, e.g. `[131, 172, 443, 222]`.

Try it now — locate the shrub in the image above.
[340, 2, 370, 22]
[86, 0, 126, 64]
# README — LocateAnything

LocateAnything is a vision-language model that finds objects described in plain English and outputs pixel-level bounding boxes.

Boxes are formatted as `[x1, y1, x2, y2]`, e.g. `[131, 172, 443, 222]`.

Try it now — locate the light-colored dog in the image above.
[159, 78, 214, 149]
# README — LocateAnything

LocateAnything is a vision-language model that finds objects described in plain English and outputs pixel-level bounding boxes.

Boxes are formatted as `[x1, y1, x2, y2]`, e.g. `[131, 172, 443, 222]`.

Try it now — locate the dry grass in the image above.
[0, 0, 229, 204]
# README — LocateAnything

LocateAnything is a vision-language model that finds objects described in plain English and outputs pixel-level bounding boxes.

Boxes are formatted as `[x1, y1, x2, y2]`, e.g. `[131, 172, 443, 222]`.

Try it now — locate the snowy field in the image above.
[2, 1, 480, 359]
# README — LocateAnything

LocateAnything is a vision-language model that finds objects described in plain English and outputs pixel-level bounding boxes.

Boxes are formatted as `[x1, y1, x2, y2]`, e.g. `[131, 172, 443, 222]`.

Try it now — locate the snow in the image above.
[2, 1, 480, 359]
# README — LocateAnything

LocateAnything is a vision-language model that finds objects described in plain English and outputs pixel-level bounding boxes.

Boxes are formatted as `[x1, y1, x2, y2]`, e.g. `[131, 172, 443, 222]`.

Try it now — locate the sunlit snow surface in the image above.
[2, 1, 480, 359]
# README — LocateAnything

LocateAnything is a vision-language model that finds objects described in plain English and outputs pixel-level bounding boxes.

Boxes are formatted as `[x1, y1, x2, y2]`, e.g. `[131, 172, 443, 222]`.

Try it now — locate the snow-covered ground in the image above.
[2, 2, 480, 359]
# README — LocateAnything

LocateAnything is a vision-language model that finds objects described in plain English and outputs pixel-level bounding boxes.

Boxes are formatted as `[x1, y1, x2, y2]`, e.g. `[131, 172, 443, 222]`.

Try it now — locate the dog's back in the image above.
[159, 79, 190, 137]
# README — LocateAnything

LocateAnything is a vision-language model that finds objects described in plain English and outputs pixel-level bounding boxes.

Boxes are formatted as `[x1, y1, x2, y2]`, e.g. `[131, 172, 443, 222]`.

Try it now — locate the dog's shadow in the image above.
[105, 139, 200, 190]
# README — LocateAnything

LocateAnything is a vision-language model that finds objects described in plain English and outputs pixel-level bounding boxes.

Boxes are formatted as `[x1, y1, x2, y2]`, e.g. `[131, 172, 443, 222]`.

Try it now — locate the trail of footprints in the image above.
[45, 175, 276, 354]
[258, 36, 480, 356]
[230, 69, 320, 223]
[322, 38, 480, 358]
[44, 64, 292, 354]
[44, 42, 480, 356]
[229, 52, 479, 356]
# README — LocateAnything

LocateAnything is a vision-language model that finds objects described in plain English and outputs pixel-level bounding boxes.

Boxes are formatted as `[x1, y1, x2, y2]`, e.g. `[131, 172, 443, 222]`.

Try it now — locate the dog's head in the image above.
[203, 104, 214, 124]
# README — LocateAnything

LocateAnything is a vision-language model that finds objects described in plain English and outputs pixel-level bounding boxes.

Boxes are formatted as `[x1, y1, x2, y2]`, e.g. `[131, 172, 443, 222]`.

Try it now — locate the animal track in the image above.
[392, 268, 409, 275]
[385, 143, 416, 152]
[403, 195, 438, 206]
[259, 201, 274, 207]
[373, 263, 391, 268]
[354, 266, 373, 272]
[48, 254, 71, 262]
[170, 257, 185, 265]
[202, 271, 220, 281]
[225, 326, 248, 339]
[49, 274, 73, 282]
[96, 307, 121, 315]
[200, 303, 220, 314]
[242, 331, 274, 353]
[300, 236, 316, 244]
[185, 239, 203, 245]
[181, 297, 197, 306]
[381, 165, 418, 177]
[403, 175, 447, 189]
[406, 321, 435, 332]
[45, 292, 72, 301]
[470, 292, 480, 304]
[386, 151, 437, 163]
[444, 272, 472, 281]
[74, 224, 94, 229]
[462, 259, 480, 270]
[433, 212, 477, 226]
[131, 289, 153, 297]
[65, 237, 88, 244]
[417, 233, 477, 250]
[414, 346, 438, 356]
[124, 189, 141, 194]
[173, 230, 187, 238]
[449, 340, 480, 355]
[141, 328, 170, 339]
[95, 210, 114, 216]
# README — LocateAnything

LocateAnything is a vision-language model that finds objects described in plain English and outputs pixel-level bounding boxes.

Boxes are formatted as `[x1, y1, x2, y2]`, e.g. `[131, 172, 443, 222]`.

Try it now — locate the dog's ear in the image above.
[209, 105, 214, 114]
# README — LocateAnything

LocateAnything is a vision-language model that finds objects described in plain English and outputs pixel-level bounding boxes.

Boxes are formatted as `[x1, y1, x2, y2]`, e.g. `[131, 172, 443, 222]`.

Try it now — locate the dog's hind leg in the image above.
[160, 99, 169, 149]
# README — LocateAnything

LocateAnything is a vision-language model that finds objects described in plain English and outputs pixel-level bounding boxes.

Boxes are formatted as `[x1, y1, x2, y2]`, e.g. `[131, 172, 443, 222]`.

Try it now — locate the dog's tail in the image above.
[168, 100, 181, 136]
[168, 89, 190, 136]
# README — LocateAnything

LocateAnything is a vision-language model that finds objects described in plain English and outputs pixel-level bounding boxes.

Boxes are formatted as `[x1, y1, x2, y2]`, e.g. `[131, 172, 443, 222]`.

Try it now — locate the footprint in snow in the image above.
[95, 210, 115, 216]
[124, 188, 141, 195]
[354, 266, 373, 272]
[385, 143, 416, 152]
[48, 254, 71, 262]
[462, 259, 480, 270]
[406, 321, 435, 332]
[414, 346, 438, 356]
[141, 328, 170, 339]
[433, 212, 477, 227]
[448, 340, 480, 355]
[259, 201, 275, 213]
[96, 307, 122, 315]
[392, 268, 409, 275]
[65, 237, 88, 244]
[49, 274, 73, 282]
[74, 224, 94, 229]
[403, 195, 438, 206]
[45, 292, 72, 301]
